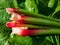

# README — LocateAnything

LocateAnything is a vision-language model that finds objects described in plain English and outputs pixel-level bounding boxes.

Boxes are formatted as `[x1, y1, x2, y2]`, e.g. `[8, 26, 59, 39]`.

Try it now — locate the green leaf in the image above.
[51, 6, 60, 18]
[0, 26, 11, 45]
[57, 0, 60, 6]
[38, 0, 49, 7]
[0, 9, 10, 24]
[10, 35, 32, 45]
[25, 0, 38, 14]
[36, 0, 54, 16]
[15, 0, 25, 9]
[0, 0, 13, 9]
[4, 41, 10, 45]
[46, 36, 54, 44]
[0, 9, 11, 45]
[48, 0, 55, 8]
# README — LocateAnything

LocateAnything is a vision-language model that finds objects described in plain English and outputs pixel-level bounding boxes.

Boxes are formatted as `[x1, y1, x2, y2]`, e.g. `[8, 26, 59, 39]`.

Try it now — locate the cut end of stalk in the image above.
[6, 8, 18, 14]
[9, 13, 27, 23]
[11, 27, 38, 36]
[10, 13, 21, 21]
[6, 22, 16, 27]
[6, 21, 28, 28]
[11, 27, 28, 35]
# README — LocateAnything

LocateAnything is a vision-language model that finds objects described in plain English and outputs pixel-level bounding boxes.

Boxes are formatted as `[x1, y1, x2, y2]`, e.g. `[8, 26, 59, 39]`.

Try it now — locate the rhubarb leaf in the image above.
[0, 9, 10, 24]
[0, 0, 13, 9]
[0, 25, 11, 45]
[10, 35, 32, 45]
[25, 0, 38, 14]
[0, 9, 11, 45]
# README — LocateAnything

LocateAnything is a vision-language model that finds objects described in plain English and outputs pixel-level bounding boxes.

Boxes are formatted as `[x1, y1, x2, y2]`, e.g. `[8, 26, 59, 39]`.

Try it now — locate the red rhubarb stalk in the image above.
[9, 13, 60, 28]
[6, 8, 60, 23]
[11, 28, 60, 36]
[6, 21, 51, 28]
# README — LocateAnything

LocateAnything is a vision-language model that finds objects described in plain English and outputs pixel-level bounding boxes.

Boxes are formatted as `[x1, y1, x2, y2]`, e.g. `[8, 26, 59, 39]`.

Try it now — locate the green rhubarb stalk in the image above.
[34, 28, 60, 35]
[6, 22, 53, 29]
[19, 28, 60, 36]
[18, 9, 60, 23]
[21, 17, 60, 28]
[25, 24, 49, 29]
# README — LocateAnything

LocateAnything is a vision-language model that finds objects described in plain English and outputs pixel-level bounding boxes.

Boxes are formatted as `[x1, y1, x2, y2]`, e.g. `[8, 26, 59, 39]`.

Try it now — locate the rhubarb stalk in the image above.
[6, 8, 60, 23]
[6, 21, 54, 28]
[11, 28, 60, 36]
[9, 13, 60, 28]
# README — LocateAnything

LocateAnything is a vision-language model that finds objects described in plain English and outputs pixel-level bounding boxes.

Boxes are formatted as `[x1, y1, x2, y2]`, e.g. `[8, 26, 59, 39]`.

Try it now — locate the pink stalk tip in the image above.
[6, 22, 16, 27]
[6, 8, 18, 14]
[11, 27, 28, 35]
[9, 13, 27, 23]
[10, 13, 21, 21]
[11, 27, 37, 36]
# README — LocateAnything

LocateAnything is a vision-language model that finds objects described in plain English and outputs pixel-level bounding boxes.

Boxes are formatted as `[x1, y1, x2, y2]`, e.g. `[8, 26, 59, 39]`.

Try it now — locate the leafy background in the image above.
[0, 0, 60, 45]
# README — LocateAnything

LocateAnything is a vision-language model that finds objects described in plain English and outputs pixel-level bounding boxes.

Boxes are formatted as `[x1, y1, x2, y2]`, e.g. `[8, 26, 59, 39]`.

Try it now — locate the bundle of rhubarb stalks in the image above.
[6, 8, 60, 36]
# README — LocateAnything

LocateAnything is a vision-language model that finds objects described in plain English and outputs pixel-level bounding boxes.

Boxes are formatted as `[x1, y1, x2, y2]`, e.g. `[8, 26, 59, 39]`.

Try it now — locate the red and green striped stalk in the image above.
[9, 13, 60, 28]
[12, 28, 60, 36]
[6, 22, 52, 28]
[6, 8, 60, 23]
